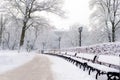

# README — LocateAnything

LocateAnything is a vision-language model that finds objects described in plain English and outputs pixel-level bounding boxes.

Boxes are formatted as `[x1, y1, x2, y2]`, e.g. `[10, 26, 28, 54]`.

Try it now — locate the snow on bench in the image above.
[86, 55, 120, 80]
[87, 62, 119, 73]
[71, 56, 88, 63]
[66, 52, 76, 56]
[44, 50, 120, 80]
[76, 53, 96, 61]
[60, 53, 120, 80]
[98, 55, 120, 67]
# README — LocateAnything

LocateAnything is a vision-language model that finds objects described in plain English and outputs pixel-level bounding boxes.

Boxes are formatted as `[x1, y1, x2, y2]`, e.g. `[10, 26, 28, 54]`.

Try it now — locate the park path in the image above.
[0, 54, 54, 80]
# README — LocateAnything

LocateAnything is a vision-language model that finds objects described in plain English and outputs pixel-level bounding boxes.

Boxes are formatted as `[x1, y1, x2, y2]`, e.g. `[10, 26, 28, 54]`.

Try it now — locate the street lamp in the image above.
[41, 42, 46, 54]
[58, 36, 61, 49]
[42, 42, 46, 50]
[54, 31, 62, 54]
[78, 27, 83, 47]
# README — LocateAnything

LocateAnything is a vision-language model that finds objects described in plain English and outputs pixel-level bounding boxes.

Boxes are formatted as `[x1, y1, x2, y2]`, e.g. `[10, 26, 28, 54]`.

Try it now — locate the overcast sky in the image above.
[51, 0, 91, 30]
[1, 0, 91, 30]
[39, 0, 91, 30]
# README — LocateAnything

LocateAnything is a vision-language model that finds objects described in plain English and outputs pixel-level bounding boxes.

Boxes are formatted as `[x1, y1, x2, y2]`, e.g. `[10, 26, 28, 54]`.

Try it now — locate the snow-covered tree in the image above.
[4, 0, 64, 48]
[90, 0, 120, 42]
[0, 14, 7, 46]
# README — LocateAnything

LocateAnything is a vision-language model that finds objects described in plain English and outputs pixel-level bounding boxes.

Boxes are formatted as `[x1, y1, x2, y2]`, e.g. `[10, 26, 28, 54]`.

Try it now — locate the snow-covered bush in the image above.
[63, 42, 120, 55]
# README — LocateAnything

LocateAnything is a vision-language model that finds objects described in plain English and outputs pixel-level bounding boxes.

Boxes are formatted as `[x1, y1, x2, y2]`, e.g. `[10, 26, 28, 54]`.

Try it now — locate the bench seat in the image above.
[87, 62, 119, 73]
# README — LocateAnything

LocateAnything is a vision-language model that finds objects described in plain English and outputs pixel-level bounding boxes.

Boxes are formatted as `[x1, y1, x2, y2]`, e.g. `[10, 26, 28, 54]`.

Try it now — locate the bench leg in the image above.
[73, 60, 76, 64]
[107, 72, 120, 80]
[96, 70, 100, 79]
[79, 64, 82, 68]
[83, 66, 86, 71]
[107, 73, 112, 80]
[83, 63, 87, 71]
[72, 60, 75, 64]
[76, 62, 78, 66]
[89, 68, 92, 75]
[88, 67, 94, 75]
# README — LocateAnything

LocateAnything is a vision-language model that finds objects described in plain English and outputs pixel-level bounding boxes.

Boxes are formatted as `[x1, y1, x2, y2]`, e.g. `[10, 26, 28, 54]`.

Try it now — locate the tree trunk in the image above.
[0, 16, 3, 46]
[79, 31, 81, 46]
[0, 31, 2, 46]
[112, 24, 115, 42]
[108, 32, 111, 42]
[19, 22, 26, 47]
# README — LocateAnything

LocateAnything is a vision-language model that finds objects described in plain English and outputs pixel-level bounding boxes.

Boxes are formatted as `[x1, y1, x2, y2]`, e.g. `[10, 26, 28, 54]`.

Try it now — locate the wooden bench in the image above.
[87, 55, 120, 80]
[44, 51, 120, 80]
[58, 52, 120, 80]
[55, 52, 96, 71]
[67, 53, 96, 71]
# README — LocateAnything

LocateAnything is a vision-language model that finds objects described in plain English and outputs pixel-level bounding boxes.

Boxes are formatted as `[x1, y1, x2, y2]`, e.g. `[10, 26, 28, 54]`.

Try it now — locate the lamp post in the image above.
[41, 42, 46, 54]
[58, 36, 61, 49]
[78, 27, 83, 47]
[54, 31, 62, 54]
[42, 42, 46, 50]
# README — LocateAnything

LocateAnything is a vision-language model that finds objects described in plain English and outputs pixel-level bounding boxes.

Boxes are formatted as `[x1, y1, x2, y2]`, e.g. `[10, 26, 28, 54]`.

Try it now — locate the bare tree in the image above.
[0, 14, 7, 46]
[2, 32, 10, 49]
[90, 0, 120, 42]
[28, 17, 51, 50]
[5, 0, 64, 48]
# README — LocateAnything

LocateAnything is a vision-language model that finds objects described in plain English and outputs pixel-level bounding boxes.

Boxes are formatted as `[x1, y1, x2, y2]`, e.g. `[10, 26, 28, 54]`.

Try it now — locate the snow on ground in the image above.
[0, 50, 35, 74]
[46, 55, 96, 80]
[0, 50, 108, 80]
[0, 55, 53, 80]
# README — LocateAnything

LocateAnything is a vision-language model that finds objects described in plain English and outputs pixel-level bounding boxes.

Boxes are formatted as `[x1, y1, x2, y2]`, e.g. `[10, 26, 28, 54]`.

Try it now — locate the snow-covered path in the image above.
[0, 53, 105, 80]
[46, 55, 96, 80]
[0, 55, 53, 80]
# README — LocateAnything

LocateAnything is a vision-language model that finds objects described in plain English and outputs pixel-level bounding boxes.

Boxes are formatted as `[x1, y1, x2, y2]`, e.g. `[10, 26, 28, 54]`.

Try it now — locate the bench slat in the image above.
[88, 62, 119, 73]
[98, 55, 120, 66]
[77, 53, 96, 60]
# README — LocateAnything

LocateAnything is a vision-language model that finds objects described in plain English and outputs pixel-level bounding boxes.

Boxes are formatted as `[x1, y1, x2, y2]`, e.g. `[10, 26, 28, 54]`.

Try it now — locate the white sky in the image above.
[1, 0, 91, 30]
[41, 0, 91, 30]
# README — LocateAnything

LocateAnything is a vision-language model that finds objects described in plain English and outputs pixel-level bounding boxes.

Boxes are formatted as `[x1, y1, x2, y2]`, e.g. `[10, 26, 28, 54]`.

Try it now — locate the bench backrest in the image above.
[66, 52, 76, 56]
[76, 53, 96, 61]
[98, 55, 120, 67]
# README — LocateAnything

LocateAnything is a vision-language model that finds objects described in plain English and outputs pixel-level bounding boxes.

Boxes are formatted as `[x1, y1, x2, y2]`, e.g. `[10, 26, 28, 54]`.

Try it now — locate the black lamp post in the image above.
[41, 42, 46, 54]
[42, 42, 46, 50]
[78, 27, 83, 47]
[58, 36, 61, 49]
